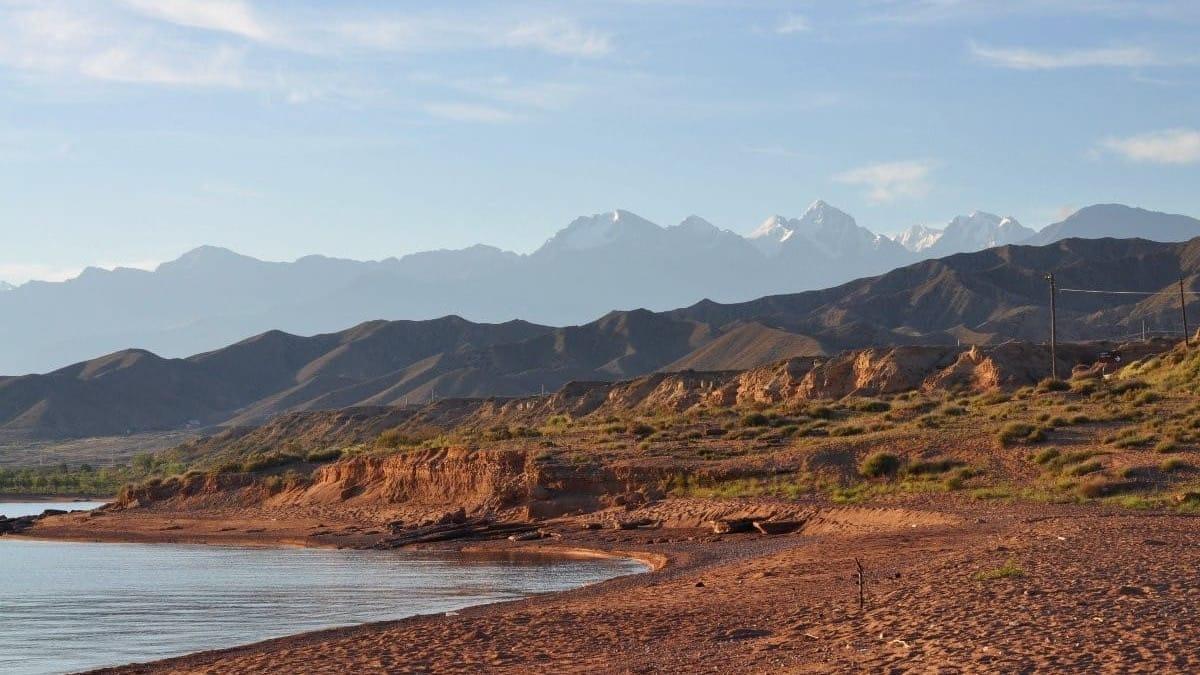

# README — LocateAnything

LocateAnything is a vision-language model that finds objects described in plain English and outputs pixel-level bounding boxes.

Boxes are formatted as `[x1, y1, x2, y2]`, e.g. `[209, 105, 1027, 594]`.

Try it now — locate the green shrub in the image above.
[1134, 391, 1163, 406]
[859, 451, 902, 478]
[829, 425, 864, 437]
[901, 458, 961, 476]
[739, 413, 769, 428]
[1036, 377, 1070, 393]
[1063, 460, 1103, 477]
[805, 405, 835, 419]
[997, 422, 1041, 446]
[1154, 440, 1179, 454]
[1111, 379, 1149, 395]
[1160, 457, 1188, 473]
[377, 428, 418, 449]
[1032, 448, 1061, 465]
[241, 453, 293, 473]
[305, 448, 343, 463]
[629, 422, 656, 437]
[852, 399, 891, 413]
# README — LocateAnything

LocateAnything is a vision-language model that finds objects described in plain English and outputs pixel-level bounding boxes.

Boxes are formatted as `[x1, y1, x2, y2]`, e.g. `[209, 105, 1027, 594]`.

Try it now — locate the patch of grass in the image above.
[1107, 494, 1165, 510]
[629, 422, 656, 438]
[901, 458, 962, 477]
[973, 558, 1025, 581]
[970, 486, 1013, 500]
[739, 413, 770, 428]
[1134, 390, 1163, 406]
[304, 448, 342, 463]
[1154, 440, 1179, 454]
[1111, 379, 1149, 395]
[1160, 457, 1189, 473]
[1062, 460, 1103, 477]
[997, 422, 1045, 447]
[828, 425, 864, 437]
[858, 451, 902, 478]
[851, 399, 891, 413]
[976, 391, 1011, 406]
[1036, 377, 1070, 393]
[1031, 447, 1061, 465]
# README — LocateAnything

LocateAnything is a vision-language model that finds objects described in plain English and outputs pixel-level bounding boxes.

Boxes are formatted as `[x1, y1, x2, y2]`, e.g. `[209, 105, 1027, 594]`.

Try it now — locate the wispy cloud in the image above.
[1098, 128, 1200, 164]
[969, 41, 1161, 69]
[117, 0, 270, 42]
[834, 160, 934, 203]
[501, 18, 611, 57]
[0, 2, 614, 98]
[424, 102, 521, 124]
[329, 15, 611, 58]
[869, 1, 1200, 25]
[0, 2, 255, 88]
[775, 14, 810, 34]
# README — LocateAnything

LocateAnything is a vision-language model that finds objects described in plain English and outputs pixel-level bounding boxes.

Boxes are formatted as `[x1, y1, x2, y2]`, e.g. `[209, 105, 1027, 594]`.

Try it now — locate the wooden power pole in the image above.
[1181, 277, 1190, 352]
[1046, 272, 1058, 379]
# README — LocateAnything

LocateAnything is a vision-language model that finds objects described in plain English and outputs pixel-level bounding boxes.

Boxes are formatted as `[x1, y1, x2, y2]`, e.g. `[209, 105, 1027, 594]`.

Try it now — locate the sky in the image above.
[2, 0, 1199, 284]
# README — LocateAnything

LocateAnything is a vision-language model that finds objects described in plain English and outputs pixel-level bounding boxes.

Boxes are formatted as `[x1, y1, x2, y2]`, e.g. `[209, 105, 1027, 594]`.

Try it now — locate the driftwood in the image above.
[374, 518, 538, 548]
[752, 520, 805, 535]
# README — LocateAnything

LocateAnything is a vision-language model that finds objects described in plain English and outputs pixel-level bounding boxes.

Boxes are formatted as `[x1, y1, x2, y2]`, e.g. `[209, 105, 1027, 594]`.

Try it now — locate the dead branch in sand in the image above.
[854, 557, 866, 613]
[374, 518, 539, 548]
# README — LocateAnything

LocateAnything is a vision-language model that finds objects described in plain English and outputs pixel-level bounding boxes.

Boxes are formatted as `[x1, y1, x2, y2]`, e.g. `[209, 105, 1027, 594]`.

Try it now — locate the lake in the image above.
[0, 502, 647, 675]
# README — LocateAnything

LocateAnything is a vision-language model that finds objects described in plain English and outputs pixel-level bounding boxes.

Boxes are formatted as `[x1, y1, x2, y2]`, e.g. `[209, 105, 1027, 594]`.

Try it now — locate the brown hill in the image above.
[4, 236, 1200, 440]
[663, 322, 824, 371]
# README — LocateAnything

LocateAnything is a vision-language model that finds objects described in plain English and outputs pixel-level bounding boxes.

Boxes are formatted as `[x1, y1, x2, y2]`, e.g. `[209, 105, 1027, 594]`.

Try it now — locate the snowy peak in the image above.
[535, 209, 662, 255]
[797, 200, 855, 231]
[894, 224, 944, 252]
[748, 215, 795, 255]
[921, 211, 1034, 255]
[747, 201, 900, 258]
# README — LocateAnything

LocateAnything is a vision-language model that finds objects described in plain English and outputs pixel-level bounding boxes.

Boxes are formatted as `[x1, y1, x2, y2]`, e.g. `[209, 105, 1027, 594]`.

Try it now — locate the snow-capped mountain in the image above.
[894, 211, 1033, 255]
[0, 281, 14, 292]
[749, 200, 903, 259]
[894, 224, 944, 252]
[925, 211, 1033, 256]
[2, 202, 1196, 375]
[534, 209, 663, 255]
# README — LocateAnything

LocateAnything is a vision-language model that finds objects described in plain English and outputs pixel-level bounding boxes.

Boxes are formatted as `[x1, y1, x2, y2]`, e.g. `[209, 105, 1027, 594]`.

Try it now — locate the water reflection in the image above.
[0, 505, 645, 675]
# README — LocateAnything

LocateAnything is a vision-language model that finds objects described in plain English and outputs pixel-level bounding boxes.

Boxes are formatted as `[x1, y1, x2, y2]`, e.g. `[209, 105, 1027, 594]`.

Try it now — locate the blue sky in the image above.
[2, 0, 1199, 283]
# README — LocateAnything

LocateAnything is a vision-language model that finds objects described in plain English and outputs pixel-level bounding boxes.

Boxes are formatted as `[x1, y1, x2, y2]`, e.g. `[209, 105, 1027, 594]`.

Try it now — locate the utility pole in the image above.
[1181, 276, 1190, 352]
[1142, 319, 1147, 343]
[1046, 272, 1058, 380]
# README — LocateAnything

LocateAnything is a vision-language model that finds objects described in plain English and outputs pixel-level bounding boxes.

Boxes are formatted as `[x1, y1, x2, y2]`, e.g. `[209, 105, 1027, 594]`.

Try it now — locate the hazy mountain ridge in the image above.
[1, 202, 1196, 374]
[6, 235, 1200, 440]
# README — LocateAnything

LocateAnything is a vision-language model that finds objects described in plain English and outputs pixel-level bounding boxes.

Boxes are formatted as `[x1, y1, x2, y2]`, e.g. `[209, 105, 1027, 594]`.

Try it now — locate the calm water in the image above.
[0, 501, 108, 518]
[0, 503, 646, 675]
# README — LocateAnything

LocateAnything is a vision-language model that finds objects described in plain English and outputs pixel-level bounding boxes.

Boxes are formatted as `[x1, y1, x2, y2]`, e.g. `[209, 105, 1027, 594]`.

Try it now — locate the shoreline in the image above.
[18, 508, 678, 674]
[0, 493, 112, 502]
[17, 501, 1200, 672]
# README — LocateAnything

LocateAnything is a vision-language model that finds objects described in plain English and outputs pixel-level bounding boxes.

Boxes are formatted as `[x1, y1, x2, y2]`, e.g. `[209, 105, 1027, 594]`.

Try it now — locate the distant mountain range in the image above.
[0, 202, 1196, 375]
[4, 234, 1200, 440]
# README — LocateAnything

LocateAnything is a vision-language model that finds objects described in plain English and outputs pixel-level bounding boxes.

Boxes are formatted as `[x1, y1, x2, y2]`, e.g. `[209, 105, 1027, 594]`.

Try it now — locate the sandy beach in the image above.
[15, 496, 1196, 674]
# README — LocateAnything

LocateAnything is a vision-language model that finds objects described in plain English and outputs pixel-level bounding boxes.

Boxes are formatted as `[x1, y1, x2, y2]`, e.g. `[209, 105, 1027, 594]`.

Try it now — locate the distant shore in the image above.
[0, 493, 112, 503]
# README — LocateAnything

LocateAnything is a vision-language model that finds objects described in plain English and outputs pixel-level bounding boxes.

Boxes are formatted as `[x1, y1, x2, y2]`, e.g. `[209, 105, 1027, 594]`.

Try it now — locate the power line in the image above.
[1057, 287, 1200, 296]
